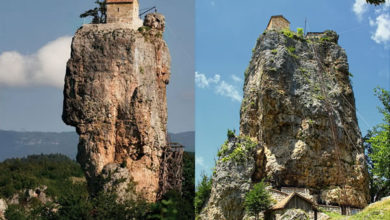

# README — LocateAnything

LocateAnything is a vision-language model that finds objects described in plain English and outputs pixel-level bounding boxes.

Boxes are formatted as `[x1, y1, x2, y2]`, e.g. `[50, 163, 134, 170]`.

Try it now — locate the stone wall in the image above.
[266, 17, 289, 31]
[106, 2, 143, 29]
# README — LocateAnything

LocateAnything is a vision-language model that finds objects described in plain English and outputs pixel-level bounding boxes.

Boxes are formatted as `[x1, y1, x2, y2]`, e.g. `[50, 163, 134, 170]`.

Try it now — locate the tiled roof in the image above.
[270, 15, 290, 24]
[269, 192, 318, 211]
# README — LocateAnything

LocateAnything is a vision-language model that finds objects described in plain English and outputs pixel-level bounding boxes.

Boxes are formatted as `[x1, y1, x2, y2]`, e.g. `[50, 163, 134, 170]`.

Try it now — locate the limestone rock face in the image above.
[199, 136, 258, 220]
[143, 13, 165, 31]
[240, 30, 369, 208]
[0, 198, 7, 220]
[62, 15, 170, 202]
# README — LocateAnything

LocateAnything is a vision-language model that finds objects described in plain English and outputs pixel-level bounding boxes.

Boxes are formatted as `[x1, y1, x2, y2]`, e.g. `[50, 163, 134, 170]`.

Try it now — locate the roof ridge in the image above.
[269, 192, 318, 211]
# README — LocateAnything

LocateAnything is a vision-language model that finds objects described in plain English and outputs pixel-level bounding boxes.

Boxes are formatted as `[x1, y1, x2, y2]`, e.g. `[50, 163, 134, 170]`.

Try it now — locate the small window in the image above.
[118, 8, 120, 12]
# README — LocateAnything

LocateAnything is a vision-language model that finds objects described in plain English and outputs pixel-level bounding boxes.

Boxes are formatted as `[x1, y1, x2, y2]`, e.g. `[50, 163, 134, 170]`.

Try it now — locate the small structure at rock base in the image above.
[106, 0, 143, 29]
[268, 187, 363, 217]
[158, 142, 184, 199]
[266, 15, 290, 31]
[265, 192, 319, 220]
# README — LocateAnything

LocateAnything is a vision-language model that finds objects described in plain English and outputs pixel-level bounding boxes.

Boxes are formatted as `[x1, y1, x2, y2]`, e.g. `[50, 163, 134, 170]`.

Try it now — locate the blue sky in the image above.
[0, 0, 194, 133]
[195, 0, 390, 182]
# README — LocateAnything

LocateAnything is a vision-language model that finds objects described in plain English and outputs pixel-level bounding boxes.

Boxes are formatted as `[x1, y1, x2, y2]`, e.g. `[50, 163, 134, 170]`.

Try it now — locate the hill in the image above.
[0, 130, 78, 161]
[325, 197, 390, 219]
[168, 131, 195, 152]
[0, 130, 194, 161]
[0, 153, 195, 219]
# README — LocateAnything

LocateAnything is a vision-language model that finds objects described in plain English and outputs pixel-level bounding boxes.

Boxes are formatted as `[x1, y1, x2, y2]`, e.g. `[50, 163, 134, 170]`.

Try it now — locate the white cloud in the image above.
[196, 156, 207, 168]
[216, 81, 242, 102]
[0, 36, 72, 88]
[196, 72, 242, 102]
[231, 74, 242, 83]
[195, 72, 220, 88]
[370, 13, 390, 44]
[353, 0, 390, 46]
[353, 0, 368, 20]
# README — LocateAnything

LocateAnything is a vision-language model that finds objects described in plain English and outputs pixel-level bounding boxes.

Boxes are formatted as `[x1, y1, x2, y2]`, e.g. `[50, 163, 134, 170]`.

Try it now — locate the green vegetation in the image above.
[244, 66, 250, 81]
[297, 28, 304, 37]
[244, 181, 272, 220]
[218, 136, 258, 163]
[320, 36, 332, 43]
[287, 46, 298, 59]
[181, 152, 195, 219]
[80, 0, 107, 24]
[194, 174, 212, 216]
[221, 145, 246, 163]
[287, 46, 295, 54]
[0, 154, 84, 199]
[320, 210, 344, 220]
[138, 26, 152, 33]
[139, 66, 144, 74]
[365, 87, 390, 202]
[351, 197, 390, 219]
[323, 197, 390, 219]
[217, 140, 229, 158]
[281, 28, 305, 41]
[282, 28, 295, 39]
[271, 49, 278, 54]
[227, 129, 236, 139]
[315, 94, 326, 100]
[2, 153, 195, 219]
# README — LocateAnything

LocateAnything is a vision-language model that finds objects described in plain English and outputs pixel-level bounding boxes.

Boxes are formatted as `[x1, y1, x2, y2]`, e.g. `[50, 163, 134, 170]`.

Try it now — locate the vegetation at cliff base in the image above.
[1, 153, 195, 219]
[324, 197, 390, 220]
[244, 181, 272, 220]
[365, 87, 390, 202]
[0, 154, 84, 199]
[194, 174, 212, 216]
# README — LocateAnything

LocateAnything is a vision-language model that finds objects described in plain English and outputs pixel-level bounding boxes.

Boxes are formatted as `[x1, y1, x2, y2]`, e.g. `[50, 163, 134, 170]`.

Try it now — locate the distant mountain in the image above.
[0, 130, 78, 161]
[168, 131, 195, 152]
[0, 130, 194, 161]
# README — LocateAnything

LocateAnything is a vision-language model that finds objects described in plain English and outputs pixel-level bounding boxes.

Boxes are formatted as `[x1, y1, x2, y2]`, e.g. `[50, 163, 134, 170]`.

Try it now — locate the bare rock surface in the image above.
[0, 198, 7, 220]
[62, 14, 170, 202]
[240, 30, 369, 208]
[199, 136, 258, 220]
[201, 29, 370, 220]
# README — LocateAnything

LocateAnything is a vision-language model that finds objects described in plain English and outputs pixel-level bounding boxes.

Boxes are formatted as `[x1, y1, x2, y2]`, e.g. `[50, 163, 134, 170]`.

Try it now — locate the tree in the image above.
[80, 1, 107, 24]
[366, 87, 390, 202]
[366, 0, 386, 5]
[244, 181, 272, 220]
[194, 174, 212, 216]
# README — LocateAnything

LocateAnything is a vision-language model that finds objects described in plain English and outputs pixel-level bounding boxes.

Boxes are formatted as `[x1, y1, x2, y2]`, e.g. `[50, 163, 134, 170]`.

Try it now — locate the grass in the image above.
[323, 211, 347, 220]
[350, 197, 390, 220]
[322, 197, 390, 220]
